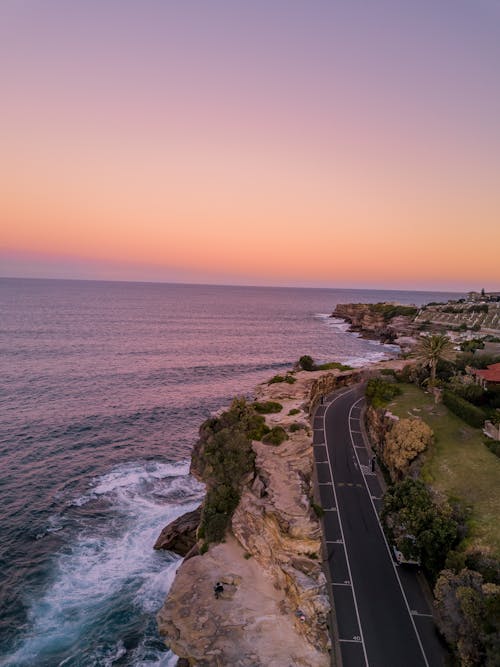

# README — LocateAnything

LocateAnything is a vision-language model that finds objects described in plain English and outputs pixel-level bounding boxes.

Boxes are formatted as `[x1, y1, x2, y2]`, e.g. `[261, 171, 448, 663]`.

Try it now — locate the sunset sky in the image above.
[1, 1, 499, 290]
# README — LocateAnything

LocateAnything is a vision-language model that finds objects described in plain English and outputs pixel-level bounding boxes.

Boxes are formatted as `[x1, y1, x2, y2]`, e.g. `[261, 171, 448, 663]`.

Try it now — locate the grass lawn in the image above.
[386, 383, 500, 557]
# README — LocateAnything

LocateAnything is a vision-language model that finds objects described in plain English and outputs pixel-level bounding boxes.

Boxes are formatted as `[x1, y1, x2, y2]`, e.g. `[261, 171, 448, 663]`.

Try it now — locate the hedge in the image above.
[442, 390, 486, 429]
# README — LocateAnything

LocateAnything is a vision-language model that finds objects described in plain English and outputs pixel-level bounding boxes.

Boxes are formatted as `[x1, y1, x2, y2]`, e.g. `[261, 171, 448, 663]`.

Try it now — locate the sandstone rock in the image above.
[154, 506, 202, 555]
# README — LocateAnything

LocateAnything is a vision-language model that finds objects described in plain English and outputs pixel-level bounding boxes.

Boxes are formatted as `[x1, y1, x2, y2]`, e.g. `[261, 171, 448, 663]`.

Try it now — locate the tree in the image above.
[415, 334, 455, 386]
[383, 418, 433, 481]
[382, 478, 459, 579]
[434, 568, 500, 666]
[298, 355, 315, 371]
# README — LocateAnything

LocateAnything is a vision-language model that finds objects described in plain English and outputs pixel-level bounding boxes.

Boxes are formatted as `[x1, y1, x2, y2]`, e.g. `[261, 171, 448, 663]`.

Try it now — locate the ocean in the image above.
[0, 278, 460, 666]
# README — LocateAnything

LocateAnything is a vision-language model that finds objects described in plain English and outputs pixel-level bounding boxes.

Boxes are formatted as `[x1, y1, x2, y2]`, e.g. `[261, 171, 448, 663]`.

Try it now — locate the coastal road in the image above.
[313, 384, 447, 667]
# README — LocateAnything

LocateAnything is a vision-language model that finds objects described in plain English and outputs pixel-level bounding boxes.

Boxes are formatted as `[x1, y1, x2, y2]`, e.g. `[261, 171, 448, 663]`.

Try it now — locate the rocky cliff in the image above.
[156, 362, 406, 666]
[332, 303, 417, 346]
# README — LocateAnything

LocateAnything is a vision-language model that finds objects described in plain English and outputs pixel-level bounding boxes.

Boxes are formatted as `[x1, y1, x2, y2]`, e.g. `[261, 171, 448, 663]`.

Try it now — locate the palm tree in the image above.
[415, 334, 455, 386]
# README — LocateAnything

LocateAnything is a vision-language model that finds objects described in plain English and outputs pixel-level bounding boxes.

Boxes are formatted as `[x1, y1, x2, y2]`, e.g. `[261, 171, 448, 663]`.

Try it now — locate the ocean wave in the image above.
[2, 460, 204, 667]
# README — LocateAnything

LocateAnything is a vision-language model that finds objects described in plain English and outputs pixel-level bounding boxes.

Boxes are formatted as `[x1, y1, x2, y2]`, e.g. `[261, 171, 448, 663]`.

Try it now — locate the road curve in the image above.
[313, 384, 446, 667]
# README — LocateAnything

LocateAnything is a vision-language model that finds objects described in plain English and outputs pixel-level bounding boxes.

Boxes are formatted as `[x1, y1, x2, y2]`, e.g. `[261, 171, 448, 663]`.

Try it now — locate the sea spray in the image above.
[2, 461, 204, 667]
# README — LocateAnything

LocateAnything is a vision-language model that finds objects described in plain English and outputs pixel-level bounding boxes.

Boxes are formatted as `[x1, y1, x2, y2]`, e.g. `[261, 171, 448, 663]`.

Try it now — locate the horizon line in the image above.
[0, 275, 467, 295]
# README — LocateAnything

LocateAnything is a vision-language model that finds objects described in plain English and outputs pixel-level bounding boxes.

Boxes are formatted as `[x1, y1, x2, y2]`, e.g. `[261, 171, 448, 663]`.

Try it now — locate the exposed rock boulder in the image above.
[154, 506, 202, 556]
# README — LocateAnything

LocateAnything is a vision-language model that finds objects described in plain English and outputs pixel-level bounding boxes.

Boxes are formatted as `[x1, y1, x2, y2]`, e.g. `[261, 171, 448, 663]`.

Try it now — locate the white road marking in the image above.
[348, 397, 430, 667]
[321, 387, 370, 667]
[411, 611, 433, 618]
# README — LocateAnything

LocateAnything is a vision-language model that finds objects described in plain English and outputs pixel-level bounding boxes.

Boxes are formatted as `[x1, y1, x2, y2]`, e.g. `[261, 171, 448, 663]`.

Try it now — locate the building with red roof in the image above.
[470, 362, 500, 389]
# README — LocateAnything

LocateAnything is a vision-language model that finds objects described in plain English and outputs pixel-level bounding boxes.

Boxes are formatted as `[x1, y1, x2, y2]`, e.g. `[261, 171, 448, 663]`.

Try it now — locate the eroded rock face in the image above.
[332, 303, 416, 343]
[154, 506, 202, 556]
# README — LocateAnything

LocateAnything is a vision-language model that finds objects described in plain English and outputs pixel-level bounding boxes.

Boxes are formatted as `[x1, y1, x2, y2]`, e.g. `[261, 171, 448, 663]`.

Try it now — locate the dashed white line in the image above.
[348, 397, 430, 667]
[411, 612, 433, 618]
[321, 387, 370, 667]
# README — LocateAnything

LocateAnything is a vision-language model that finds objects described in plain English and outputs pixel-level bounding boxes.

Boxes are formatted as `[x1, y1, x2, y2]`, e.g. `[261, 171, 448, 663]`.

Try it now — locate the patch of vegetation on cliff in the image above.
[371, 303, 418, 320]
[262, 425, 288, 445]
[365, 377, 402, 408]
[315, 361, 353, 371]
[297, 355, 353, 372]
[268, 373, 297, 384]
[253, 400, 283, 414]
[194, 398, 258, 544]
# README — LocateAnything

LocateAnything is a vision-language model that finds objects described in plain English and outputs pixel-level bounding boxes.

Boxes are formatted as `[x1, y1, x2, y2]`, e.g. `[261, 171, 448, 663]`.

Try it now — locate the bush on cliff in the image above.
[298, 355, 315, 371]
[315, 361, 353, 371]
[194, 398, 258, 544]
[297, 355, 352, 372]
[253, 400, 283, 414]
[365, 378, 402, 408]
[268, 374, 296, 384]
[262, 426, 288, 445]
[371, 303, 418, 320]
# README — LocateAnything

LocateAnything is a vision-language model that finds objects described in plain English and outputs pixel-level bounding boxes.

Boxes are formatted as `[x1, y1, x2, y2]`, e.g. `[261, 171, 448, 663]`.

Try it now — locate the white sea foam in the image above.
[4, 460, 204, 667]
[314, 313, 352, 332]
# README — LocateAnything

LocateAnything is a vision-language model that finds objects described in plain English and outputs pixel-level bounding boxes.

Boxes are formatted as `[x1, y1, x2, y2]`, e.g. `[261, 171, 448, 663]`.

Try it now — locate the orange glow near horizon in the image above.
[1, 2, 499, 290]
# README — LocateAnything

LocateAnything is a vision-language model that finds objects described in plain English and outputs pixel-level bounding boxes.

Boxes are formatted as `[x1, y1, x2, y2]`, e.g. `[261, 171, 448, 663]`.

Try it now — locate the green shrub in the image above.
[243, 552, 252, 559]
[298, 355, 315, 371]
[247, 422, 270, 441]
[442, 390, 486, 428]
[311, 501, 324, 517]
[262, 426, 288, 445]
[288, 408, 300, 416]
[382, 478, 459, 580]
[289, 422, 306, 432]
[253, 400, 283, 414]
[199, 542, 208, 555]
[447, 380, 485, 405]
[194, 398, 257, 544]
[461, 339, 485, 353]
[372, 303, 418, 320]
[268, 373, 297, 384]
[315, 361, 353, 371]
[365, 378, 402, 408]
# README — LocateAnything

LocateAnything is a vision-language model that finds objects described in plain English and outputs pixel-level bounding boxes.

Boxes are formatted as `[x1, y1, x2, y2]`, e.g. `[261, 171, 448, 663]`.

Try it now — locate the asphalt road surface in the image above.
[313, 384, 448, 667]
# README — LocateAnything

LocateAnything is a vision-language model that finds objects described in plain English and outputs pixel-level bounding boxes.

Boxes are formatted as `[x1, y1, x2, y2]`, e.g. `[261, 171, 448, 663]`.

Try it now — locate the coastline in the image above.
[155, 358, 409, 666]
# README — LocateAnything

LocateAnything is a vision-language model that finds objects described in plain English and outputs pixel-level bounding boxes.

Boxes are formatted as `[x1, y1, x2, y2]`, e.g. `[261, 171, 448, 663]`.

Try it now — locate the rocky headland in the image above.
[155, 360, 409, 666]
[332, 302, 419, 351]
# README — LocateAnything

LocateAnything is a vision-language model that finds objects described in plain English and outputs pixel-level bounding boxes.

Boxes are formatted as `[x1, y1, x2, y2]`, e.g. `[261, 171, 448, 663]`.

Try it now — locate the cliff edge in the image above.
[156, 363, 405, 666]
